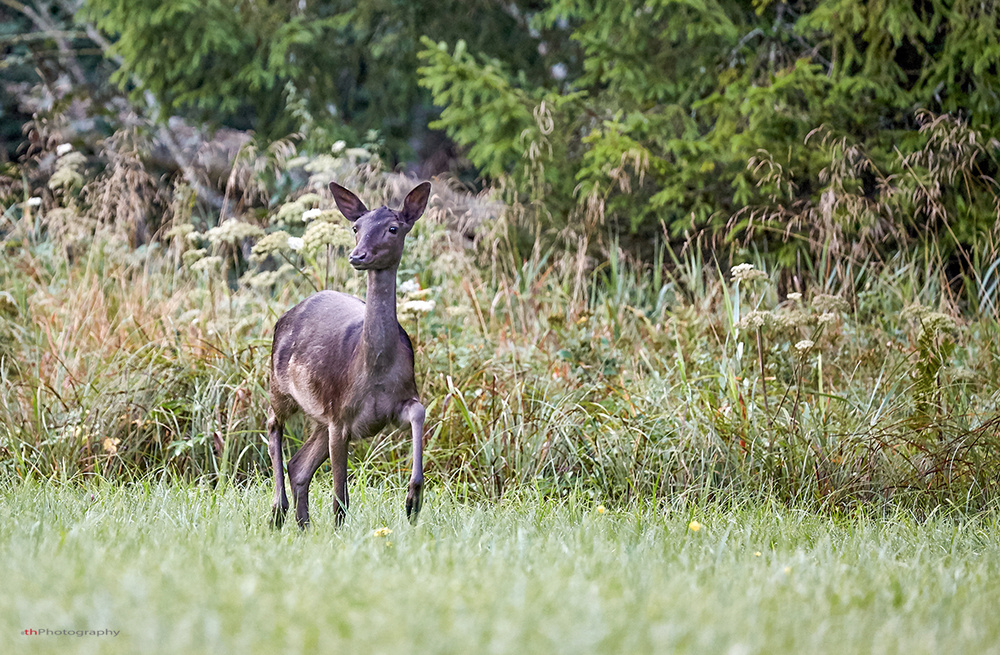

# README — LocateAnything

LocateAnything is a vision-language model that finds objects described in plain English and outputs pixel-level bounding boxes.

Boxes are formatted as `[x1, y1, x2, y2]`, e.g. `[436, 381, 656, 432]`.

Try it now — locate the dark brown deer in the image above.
[267, 181, 430, 528]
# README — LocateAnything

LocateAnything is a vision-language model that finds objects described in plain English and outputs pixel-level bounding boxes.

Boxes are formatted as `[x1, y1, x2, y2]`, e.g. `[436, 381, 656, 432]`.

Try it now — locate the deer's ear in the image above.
[330, 182, 369, 222]
[400, 182, 431, 225]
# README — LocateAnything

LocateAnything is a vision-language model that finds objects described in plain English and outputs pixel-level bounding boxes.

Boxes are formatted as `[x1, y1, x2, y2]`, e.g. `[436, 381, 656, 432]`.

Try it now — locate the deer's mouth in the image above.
[348, 252, 371, 269]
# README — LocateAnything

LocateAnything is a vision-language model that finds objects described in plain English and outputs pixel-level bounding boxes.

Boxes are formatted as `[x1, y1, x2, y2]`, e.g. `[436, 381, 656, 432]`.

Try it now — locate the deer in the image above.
[266, 181, 430, 529]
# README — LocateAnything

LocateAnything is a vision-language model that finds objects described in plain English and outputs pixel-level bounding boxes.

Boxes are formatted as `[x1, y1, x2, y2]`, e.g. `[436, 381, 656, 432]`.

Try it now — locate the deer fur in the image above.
[267, 181, 430, 528]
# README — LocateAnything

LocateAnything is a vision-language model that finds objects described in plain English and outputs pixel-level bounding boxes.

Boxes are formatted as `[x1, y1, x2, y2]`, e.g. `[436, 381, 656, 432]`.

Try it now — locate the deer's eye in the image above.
[352, 225, 358, 233]
[388, 226, 398, 234]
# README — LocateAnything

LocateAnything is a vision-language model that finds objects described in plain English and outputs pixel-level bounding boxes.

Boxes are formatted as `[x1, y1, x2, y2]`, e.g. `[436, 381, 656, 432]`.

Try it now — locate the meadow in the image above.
[3, 481, 1000, 655]
[2, 133, 1000, 654]
[4, 3, 1000, 651]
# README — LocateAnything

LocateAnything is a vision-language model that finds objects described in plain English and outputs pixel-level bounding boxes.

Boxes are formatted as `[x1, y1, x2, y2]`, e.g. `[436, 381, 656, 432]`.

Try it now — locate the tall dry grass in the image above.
[1, 117, 999, 513]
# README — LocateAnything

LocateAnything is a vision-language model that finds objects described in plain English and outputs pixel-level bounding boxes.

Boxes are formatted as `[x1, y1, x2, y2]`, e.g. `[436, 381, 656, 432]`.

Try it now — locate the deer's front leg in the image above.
[400, 400, 425, 523]
[328, 425, 350, 527]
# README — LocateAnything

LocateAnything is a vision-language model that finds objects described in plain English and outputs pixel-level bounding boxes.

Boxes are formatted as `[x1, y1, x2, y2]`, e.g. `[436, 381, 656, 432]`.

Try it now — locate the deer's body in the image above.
[267, 182, 429, 528]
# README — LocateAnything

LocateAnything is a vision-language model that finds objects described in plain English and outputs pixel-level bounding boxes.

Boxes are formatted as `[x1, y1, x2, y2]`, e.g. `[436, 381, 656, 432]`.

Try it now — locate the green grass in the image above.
[3, 481, 1000, 654]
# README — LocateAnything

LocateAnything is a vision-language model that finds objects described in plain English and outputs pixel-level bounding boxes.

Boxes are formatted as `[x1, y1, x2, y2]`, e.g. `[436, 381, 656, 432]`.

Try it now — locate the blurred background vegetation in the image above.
[1, 0, 999, 512]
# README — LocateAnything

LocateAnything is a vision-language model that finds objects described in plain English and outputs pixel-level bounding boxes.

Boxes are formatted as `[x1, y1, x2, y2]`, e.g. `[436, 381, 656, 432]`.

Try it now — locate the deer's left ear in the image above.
[400, 182, 431, 225]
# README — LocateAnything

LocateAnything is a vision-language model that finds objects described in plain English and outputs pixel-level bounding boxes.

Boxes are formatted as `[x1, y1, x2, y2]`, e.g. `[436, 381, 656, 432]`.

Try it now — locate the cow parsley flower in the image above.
[206, 219, 264, 246]
[182, 248, 208, 266]
[794, 339, 815, 353]
[398, 279, 421, 295]
[731, 263, 768, 283]
[813, 294, 849, 314]
[272, 193, 323, 227]
[302, 220, 353, 253]
[250, 230, 292, 262]
[737, 310, 774, 330]
[400, 299, 435, 314]
[190, 255, 224, 273]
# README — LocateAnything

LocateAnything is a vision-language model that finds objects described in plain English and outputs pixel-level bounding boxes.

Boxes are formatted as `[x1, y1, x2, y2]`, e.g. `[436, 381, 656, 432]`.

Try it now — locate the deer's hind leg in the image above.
[267, 404, 291, 528]
[288, 423, 330, 529]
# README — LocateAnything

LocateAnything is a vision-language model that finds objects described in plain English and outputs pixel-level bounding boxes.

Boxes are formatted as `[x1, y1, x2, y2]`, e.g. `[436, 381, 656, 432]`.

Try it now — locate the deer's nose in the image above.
[349, 251, 368, 266]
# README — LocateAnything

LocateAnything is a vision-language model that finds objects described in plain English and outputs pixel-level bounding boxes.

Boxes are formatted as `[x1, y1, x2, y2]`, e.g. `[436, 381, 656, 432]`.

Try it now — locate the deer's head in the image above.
[329, 181, 431, 271]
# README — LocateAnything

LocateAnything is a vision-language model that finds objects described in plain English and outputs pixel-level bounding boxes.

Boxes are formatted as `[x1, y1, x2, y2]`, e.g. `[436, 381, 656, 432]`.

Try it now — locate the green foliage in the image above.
[80, 0, 557, 157]
[84, 0, 344, 138]
[419, 39, 537, 179]
[418, 0, 1000, 267]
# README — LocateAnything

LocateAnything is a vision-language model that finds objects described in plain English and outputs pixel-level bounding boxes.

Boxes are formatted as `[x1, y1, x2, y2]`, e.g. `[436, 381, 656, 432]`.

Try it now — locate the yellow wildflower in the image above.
[688, 520, 702, 532]
[372, 527, 392, 538]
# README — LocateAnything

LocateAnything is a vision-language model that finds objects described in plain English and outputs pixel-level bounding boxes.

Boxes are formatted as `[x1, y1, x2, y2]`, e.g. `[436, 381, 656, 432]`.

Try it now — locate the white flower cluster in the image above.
[190, 255, 224, 273]
[794, 339, 815, 353]
[812, 294, 849, 314]
[244, 263, 296, 289]
[730, 262, 768, 283]
[399, 299, 436, 318]
[206, 219, 264, 246]
[737, 310, 775, 330]
[250, 230, 292, 262]
[48, 151, 86, 192]
[302, 220, 353, 253]
[397, 280, 438, 320]
[272, 193, 323, 228]
[182, 248, 208, 266]
[166, 223, 196, 241]
[398, 279, 420, 295]
[901, 304, 957, 335]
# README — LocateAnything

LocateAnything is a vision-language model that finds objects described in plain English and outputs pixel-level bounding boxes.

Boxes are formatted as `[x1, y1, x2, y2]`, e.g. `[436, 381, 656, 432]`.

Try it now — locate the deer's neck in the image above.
[361, 268, 400, 371]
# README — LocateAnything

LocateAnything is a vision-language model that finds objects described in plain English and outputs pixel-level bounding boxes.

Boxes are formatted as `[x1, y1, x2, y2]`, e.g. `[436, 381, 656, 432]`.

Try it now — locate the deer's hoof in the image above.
[406, 481, 423, 524]
[270, 504, 288, 529]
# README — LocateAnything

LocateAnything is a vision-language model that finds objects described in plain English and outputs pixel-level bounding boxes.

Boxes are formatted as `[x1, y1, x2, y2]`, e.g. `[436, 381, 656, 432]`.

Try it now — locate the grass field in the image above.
[3, 480, 1000, 655]
[3, 130, 1000, 655]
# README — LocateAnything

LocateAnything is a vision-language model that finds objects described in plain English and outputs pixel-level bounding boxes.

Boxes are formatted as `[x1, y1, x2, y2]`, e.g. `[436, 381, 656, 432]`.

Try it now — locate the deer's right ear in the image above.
[330, 182, 369, 222]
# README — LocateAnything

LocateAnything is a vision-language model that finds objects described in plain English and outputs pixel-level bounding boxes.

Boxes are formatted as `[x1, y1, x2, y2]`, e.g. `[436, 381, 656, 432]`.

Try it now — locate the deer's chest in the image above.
[344, 382, 399, 438]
